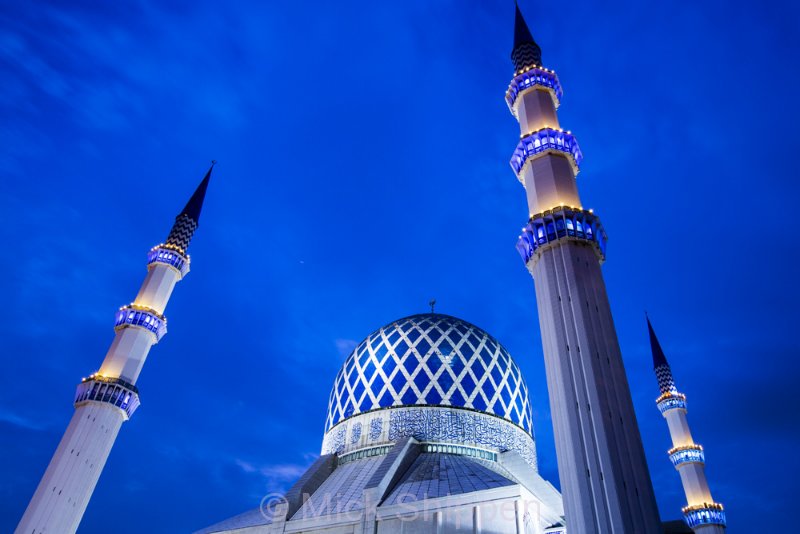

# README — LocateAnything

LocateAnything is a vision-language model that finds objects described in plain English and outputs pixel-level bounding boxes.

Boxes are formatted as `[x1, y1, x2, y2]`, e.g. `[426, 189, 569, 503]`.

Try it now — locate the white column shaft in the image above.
[134, 263, 181, 315]
[530, 241, 661, 533]
[15, 403, 124, 534]
[664, 409, 694, 447]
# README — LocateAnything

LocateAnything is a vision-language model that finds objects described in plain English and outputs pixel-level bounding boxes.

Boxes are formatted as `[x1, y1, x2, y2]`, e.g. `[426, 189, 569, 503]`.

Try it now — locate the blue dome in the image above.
[325, 314, 534, 435]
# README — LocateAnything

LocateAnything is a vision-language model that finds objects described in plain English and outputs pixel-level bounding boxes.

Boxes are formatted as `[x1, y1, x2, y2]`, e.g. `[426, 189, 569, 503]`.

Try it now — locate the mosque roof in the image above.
[196, 452, 519, 533]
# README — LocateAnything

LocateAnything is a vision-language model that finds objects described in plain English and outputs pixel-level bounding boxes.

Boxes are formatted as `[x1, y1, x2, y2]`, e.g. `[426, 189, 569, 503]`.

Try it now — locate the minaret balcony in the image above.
[656, 391, 687, 414]
[506, 66, 563, 116]
[148, 244, 190, 277]
[682, 502, 726, 528]
[114, 304, 167, 342]
[74, 374, 141, 420]
[668, 444, 705, 467]
[516, 207, 607, 266]
[510, 127, 583, 177]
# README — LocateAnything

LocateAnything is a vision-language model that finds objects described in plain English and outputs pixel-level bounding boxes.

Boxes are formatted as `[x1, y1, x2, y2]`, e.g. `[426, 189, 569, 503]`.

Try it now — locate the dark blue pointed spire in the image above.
[165, 162, 214, 253]
[647, 315, 669, 369]
[647, 314, 677, 394]
[511, 3, 542, 73]
[178, 161, 214, 224]
[513, 2, 535, 48]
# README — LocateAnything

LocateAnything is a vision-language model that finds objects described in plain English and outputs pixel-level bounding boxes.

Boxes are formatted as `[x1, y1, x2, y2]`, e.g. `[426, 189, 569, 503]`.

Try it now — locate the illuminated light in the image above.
[668, 444, 705, 467]
[516, 207, 607, 266]
[148, 245, 190, 277]
[668, 444, 703, 455]
[509, 127, 583, 176]
[74, 375, 140, 420]
[656, 391, 686, 403]
[656, 392, 687, 414]
[506, 66, 563, 115]
[114, 305, 167, 342]
[681, 503, 726, 528]
[683, 502, 724, 513]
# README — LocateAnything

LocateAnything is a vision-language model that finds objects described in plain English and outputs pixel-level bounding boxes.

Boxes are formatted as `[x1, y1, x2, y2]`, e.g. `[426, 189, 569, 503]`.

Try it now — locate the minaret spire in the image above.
[649, 317, 727, 532]
[165, 162, 214, 253]
[179, 160, 214, 223]
[511, 3, 542, 73]
[647, 314, 677, 394]
[16, 164, 213, 534]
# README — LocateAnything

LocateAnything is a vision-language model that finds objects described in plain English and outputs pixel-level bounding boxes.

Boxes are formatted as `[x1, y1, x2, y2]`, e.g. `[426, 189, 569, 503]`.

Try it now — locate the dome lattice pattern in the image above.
[325, 314, 534, 435]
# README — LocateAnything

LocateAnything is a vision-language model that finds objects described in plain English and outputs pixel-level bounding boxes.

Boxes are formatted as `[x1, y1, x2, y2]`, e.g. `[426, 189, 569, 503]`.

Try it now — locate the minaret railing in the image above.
[114, 304, 167, 342]
[516, 206, 607, 266]
[147, 245, 190, 278]
[505, 65, 563, 114]
[74, 375, 140, 420]
[656, 391, 687, 414]
[682, 503, 726, 528]
[668, 444, 705, 468]
[510, 127, 583, 177]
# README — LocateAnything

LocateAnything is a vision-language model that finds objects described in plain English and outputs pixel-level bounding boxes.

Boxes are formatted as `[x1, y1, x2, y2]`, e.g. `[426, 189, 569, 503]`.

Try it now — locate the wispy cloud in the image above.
[0, 407, 46, 431]
[233, 455, 317, 493]
[334, 339, 358, 358]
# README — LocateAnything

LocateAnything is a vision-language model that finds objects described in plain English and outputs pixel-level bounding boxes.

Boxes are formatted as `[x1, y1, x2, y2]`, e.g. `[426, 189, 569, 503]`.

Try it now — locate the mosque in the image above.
[14, 5, 726, 534]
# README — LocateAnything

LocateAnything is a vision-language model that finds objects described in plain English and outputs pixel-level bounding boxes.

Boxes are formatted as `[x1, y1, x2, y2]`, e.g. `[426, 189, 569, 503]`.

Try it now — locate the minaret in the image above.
[16, 164, 214, 534]
[647, 317, 726, 532]
[508, 5, 661, 533]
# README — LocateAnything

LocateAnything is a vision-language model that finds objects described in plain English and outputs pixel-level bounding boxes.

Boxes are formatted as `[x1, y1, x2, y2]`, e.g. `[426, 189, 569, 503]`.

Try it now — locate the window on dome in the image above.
[413, 371, 430, 393]
[472, 392, 488, 412]
[378, 389, 394, 408]
[370, 373, 385, 394]
[400, 388, 418, 405]
[390, 372, 406, 395]
[406, 328, 421, 344]
[460, 372, 476, 397]
[372, 342, 387, 362]
[425, 388, 442, 405]
[439, 369, 455, 392]
[394, 339, 409, 356]
[480, 380, 495, 405]
[401, 355, 418, 377]
[449, 354, 465, 376]
[449, 388, 465, 407]
[352, 381, 366, 403]
[427, 353, 442, 375]
[361, 358, 376, 378]
[381, 354, 397, 376]
[427, 328, 442, 343]
[416, 338, 431, 357]
[386, 329, 401, 346]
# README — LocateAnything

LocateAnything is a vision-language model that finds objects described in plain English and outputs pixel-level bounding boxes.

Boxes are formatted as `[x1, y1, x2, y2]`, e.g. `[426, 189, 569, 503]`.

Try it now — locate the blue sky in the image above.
[1, 0, 798, 532]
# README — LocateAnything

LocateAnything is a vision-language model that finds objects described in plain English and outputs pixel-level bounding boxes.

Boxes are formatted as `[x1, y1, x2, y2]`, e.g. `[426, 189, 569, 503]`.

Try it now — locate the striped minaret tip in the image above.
[165, 162, 214, 254]
[511, 3, 542, 73]
[647, 315, 678, 395]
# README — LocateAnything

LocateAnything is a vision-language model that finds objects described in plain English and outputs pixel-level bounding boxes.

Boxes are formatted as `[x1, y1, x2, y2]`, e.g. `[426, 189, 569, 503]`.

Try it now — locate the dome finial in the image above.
[429, 299, 436, 314]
